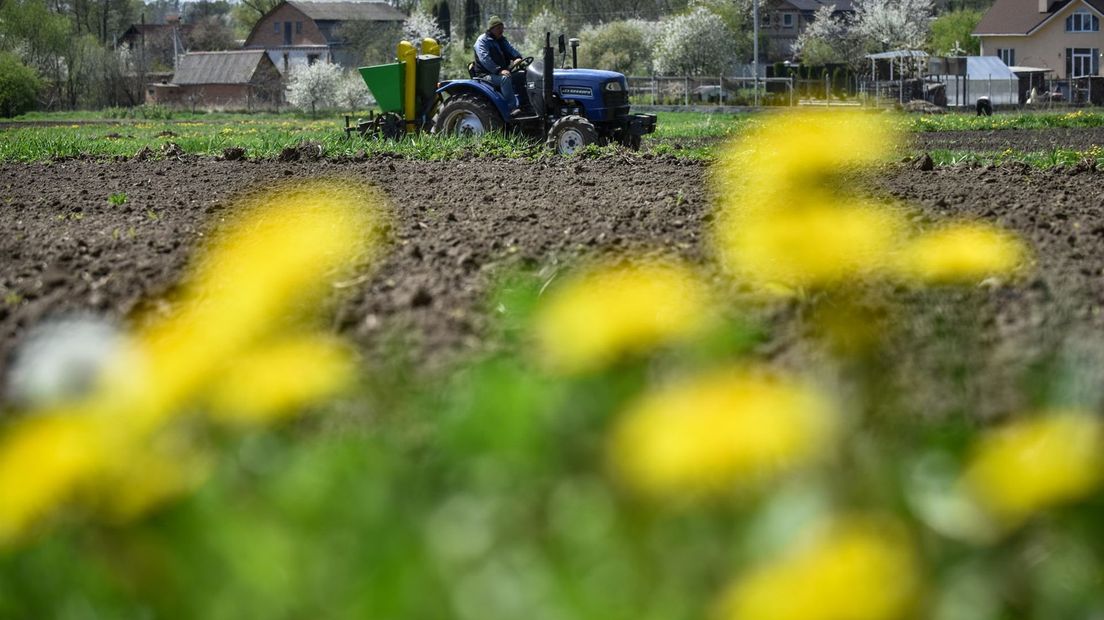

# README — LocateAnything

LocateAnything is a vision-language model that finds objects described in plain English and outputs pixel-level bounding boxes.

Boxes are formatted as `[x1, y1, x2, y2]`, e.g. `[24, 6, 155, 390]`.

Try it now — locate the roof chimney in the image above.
[1039, 0, 1050, 12]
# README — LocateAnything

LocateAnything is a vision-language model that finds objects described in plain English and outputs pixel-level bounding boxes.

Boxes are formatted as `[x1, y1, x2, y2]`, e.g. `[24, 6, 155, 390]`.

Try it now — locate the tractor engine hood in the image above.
[551, 68, 627, 100]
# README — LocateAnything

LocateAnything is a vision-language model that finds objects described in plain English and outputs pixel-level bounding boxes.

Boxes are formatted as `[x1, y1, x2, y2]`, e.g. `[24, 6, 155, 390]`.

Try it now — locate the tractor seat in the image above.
[468, 61, 499, 86]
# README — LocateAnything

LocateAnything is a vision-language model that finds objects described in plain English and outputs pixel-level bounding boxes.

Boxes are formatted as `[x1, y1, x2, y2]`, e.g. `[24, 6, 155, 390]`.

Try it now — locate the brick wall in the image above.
[246, 4, 327, 47]
[151, 84, 280, 111]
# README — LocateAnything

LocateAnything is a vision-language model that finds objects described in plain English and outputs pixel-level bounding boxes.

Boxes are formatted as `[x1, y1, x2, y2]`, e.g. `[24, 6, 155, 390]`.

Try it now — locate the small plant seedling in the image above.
[109, 192, 128, 206]
[3, 292, 22, 306]
[146, 209, 160, 222]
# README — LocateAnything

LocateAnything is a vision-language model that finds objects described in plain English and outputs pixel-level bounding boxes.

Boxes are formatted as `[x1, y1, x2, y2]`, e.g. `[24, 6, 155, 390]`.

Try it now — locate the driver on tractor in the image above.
[473, 16, 532, 116]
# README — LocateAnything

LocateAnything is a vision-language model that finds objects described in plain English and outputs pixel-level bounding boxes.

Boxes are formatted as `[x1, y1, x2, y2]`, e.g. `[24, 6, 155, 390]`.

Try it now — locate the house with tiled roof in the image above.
[974, 0, 1104, 77]
[243, 0, 408, 74]
[148, 50, 284, 110]
[761, 0, 855, 61]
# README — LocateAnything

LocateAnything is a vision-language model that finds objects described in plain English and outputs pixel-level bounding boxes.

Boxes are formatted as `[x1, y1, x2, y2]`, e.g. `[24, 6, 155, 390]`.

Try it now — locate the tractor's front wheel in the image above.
[432, 94, 503, 138]
[546, 115, 598, 155]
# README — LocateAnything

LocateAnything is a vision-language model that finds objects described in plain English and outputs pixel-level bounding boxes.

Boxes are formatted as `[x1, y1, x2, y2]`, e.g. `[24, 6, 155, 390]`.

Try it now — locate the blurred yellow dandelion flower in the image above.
[534, 258, 711, 373]
[712, 111, 900, 215]
[91, 432, 212, 523]
[709, 111, 909, 291]
[126, 178, 382, 424]
[206, 336, 355, 423]
[714, 110, 898, 183]
[961, 411, 1104, 527]
[0, 178, 383, 542]
[718, 518, 920, 620]
[893, 223, 1026, 283]
[718, 202, 907, 289]
[0, 413, 104, 541]
[609, 368, 838, 497]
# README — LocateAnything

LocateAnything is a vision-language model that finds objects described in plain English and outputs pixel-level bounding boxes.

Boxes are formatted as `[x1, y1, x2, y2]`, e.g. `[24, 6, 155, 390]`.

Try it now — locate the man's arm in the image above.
[503, 38, 523, 61]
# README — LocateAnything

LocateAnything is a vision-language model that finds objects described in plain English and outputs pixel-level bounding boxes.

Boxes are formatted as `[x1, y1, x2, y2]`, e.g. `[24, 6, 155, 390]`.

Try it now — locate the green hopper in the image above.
[358, 62, 404, 114]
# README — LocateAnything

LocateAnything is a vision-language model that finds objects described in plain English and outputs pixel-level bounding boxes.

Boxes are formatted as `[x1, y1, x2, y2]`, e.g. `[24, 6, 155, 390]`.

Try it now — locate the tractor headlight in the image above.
[604, 81, 624, 92]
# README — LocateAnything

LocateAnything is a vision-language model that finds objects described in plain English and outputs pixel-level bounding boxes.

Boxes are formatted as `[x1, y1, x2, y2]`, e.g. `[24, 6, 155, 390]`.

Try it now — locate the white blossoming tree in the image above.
[336, 70, 374, 112]
[795, 0, 932, 68]
[794, 5, 867, 69]
[524, 9, 568, 54]
[403, 7, 448, 54]
[854, 0, 934, 50]
[652, 6, 737, 76]
[286, 61, 342, 115]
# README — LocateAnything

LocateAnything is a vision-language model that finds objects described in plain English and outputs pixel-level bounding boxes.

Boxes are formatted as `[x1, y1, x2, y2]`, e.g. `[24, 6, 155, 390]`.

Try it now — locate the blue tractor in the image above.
[351, 34, 656, 154]
[433, 33, 656, 153]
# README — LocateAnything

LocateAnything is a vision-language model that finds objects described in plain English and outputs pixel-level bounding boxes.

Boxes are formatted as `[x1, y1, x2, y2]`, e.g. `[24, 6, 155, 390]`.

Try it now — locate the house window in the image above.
[997, 48, 1015, 66]
[783, 13, 794, 28]
[273, 21, 280, 34]
[295, 21, 302, 34]
[1067, 9, 1100, 32]
[1066, 47, 1100, 76]
[308, 54, 320, 65]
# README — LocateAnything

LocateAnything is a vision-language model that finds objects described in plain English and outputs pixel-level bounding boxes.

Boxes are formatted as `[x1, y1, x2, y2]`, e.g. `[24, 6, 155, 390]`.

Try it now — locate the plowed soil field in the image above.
[911, 127, 1104, 152]
[2, 149, 1103, 418]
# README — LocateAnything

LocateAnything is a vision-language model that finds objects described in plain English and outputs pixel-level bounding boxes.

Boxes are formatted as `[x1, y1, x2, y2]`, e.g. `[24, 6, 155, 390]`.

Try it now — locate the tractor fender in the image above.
[435, 81, 511, 122]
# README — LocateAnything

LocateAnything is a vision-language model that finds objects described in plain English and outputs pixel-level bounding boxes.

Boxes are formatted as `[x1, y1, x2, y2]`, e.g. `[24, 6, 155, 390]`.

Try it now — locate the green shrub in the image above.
[136, 104, 172, 120]
[0, 53, 41, 118]
[577, 20, 660, 75]
[102, 104, 173, 120]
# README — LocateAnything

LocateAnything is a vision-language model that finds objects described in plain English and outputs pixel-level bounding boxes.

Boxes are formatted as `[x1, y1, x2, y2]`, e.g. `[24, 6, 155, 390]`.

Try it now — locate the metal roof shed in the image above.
[865, 50, 928, 81]
[939, 56, 1018, 106]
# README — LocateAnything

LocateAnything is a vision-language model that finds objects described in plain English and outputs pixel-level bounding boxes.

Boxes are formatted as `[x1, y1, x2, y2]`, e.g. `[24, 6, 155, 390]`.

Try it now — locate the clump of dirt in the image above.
[161, 142, 185, 158]
[221, 147, 247, 161]
[904, 100, 945, 114]
[278, 142, 324, 162]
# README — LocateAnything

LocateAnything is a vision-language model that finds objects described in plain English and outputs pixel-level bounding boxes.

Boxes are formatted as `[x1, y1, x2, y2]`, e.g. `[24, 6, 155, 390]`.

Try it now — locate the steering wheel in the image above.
[510, 56, 534, 72]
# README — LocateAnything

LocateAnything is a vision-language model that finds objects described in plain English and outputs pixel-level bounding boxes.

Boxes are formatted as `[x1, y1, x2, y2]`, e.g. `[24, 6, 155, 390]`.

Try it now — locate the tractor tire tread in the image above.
[431, 93, 503, 137]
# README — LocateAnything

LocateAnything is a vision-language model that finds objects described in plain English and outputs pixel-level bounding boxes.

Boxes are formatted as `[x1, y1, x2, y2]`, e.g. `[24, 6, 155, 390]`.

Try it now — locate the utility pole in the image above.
[753, 0, 759, 107]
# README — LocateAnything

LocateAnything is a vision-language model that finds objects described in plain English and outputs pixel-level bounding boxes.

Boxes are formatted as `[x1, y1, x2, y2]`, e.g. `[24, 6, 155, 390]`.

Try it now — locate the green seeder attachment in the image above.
[350, 39, 443, 139]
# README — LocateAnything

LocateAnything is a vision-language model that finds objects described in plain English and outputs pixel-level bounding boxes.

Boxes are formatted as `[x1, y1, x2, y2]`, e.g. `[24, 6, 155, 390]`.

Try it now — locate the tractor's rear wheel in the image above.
[432, 94, 503, 138]
[546, 115, 598, 155]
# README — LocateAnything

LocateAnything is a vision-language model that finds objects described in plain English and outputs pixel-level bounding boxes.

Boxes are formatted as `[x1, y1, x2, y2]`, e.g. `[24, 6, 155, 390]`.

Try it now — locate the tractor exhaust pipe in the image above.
[543, 31, 554, 132]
